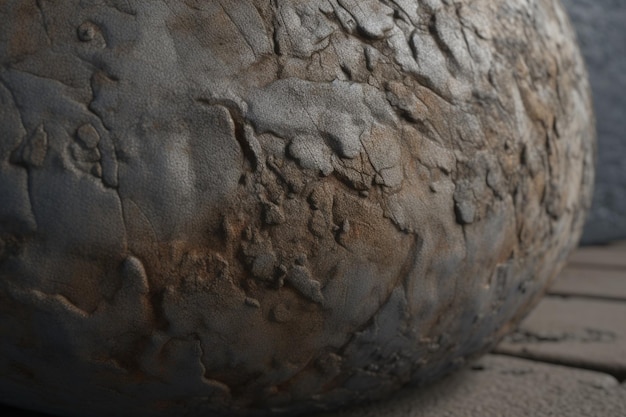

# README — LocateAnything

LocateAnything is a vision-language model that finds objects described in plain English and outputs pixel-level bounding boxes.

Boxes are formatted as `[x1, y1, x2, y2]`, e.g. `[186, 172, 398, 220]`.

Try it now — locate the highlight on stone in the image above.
[0, 0, 594, 416]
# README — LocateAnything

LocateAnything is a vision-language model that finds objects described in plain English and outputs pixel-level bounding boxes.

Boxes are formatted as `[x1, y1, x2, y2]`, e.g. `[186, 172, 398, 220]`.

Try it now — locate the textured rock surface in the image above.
[4, 355, 626, 417]
[0, 1, 594, 416]
[561, 0, 626, 244]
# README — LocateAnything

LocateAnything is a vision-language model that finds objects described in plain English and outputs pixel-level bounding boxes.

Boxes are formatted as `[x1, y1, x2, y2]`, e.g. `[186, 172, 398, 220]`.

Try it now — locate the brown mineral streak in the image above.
[0, 0, 594, 416]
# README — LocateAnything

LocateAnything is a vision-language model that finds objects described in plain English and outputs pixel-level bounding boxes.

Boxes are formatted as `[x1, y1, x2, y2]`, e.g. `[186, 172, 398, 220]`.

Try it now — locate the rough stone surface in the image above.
[0, 1, 594, 416]
[561, 0, 626, 244]
[3, 355, 626, 417]
[495, 297, 626, 379]
[548, 266, 626, 301]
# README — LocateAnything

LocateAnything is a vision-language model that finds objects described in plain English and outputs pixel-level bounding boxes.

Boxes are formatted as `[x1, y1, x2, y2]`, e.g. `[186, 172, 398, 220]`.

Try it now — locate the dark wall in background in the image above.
[562, 0, 626, 244]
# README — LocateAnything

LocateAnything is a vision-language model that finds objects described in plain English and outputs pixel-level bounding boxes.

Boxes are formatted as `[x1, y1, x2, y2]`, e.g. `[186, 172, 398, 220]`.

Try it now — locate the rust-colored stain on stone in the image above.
[0, 0, 594, 416]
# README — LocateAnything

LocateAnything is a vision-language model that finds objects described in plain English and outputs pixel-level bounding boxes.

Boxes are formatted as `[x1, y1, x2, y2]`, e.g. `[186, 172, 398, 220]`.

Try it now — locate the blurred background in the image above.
[562, 0, 626, 244]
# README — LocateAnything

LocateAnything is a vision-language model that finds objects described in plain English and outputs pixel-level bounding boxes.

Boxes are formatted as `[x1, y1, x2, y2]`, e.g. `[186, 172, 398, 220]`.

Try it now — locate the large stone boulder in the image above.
[0, 0, 594, 416]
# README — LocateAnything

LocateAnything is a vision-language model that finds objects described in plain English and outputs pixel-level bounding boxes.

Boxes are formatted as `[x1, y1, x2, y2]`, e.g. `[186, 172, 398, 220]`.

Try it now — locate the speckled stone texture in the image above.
[0, 1, 594, 416]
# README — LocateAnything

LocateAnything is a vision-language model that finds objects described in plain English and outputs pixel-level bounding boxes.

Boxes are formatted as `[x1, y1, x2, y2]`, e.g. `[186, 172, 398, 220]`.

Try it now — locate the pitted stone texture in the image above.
[2, 356, 626, 416]
[0, 1, 594, 416]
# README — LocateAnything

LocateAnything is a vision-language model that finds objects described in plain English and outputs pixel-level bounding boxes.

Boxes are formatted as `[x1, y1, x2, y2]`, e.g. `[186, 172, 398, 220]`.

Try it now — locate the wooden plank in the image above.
[549, 266, 626, 301]
[495, 297, 626, 379]
[568, 244, 626, 270]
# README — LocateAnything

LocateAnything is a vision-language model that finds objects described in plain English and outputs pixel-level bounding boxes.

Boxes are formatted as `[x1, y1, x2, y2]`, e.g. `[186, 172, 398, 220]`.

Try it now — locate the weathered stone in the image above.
[548, 266, 626, 301]
[0, 1, 594, 416]
[4, 355, 625, 417]
[495, 297, 626, 379]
